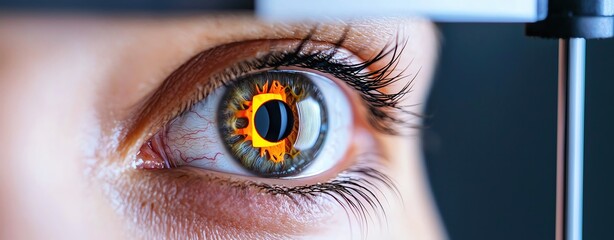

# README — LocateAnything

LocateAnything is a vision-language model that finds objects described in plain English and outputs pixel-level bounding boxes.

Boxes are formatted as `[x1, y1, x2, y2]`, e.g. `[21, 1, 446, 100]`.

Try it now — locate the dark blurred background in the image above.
[422, 23, 613, 240]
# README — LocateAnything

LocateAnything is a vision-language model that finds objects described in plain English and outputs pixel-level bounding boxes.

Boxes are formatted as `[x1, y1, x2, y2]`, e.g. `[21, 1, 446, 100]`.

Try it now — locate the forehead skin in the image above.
[0, 15, 443, 239]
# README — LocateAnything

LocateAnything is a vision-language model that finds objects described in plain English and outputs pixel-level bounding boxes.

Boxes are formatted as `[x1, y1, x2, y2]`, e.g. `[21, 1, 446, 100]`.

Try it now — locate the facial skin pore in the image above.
[0, 15, 443, 239]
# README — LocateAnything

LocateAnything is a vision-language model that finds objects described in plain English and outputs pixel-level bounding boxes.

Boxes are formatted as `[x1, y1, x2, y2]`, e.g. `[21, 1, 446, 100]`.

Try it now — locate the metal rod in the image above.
[556, 38, 585, 240]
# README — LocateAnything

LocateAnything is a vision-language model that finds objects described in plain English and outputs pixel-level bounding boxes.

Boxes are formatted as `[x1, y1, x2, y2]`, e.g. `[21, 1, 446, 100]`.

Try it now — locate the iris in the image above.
[218, 70, 328, 177]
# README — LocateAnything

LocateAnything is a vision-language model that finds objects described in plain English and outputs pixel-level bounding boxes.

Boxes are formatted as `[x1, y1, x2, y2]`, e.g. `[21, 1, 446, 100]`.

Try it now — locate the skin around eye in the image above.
[106, 18, 442, 237]
[0, 16, 441, 240]
[139, 70, 352, 179]
[126, 30, 411, 238]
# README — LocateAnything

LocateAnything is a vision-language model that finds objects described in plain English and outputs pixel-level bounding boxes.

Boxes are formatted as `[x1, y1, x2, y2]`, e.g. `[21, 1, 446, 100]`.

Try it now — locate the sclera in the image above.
[162, 70, 352, 179]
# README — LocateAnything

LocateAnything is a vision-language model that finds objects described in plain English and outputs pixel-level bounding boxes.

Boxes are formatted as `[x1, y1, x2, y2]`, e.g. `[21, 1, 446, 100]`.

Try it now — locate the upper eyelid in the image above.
[118, 38, 368, 157]
[118, 21, 422, 160]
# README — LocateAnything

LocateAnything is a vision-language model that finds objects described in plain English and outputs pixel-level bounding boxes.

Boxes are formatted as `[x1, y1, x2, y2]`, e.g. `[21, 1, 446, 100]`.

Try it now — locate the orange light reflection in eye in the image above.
[235, 80, 290, 163]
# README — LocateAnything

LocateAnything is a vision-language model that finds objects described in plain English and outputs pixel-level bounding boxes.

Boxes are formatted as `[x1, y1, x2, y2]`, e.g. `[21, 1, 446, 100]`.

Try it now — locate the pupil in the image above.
[254, 100, 294, 142]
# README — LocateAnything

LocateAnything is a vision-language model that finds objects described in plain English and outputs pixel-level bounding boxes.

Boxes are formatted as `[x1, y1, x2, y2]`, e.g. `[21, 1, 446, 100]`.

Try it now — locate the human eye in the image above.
[142, 68, 351, 178]
[109, 18, 436, 239]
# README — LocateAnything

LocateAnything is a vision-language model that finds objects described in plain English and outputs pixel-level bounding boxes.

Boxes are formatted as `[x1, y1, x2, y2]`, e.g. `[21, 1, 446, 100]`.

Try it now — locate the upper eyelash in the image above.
[126, 26, 419, 155]
[184, 27, 419, 135]
[257, 29, 421, 135]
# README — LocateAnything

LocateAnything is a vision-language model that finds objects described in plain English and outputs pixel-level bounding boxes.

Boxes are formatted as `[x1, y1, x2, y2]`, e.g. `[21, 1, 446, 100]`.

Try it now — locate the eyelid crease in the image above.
[120, 29, 417, 160]
[119, 39, 277, 157]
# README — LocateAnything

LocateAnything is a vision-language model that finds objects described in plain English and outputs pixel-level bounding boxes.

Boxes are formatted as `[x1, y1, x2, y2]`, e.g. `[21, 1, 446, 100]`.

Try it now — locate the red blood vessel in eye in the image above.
[136, 114, 223, 170]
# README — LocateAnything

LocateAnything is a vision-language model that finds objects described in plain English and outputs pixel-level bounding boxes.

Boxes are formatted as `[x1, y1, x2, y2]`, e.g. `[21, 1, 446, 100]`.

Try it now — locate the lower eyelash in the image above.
[250, 153, 400, 237]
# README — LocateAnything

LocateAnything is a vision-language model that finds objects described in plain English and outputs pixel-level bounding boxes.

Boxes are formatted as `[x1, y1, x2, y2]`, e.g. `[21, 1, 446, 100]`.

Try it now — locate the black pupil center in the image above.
[254, 100, 294, 142]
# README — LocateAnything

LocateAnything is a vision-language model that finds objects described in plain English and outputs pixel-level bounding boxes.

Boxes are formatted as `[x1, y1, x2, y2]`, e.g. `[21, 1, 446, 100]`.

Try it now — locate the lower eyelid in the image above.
[115, 129, 392, 238]
[138, 117, 373, 187]
[117, 169, 341, 238]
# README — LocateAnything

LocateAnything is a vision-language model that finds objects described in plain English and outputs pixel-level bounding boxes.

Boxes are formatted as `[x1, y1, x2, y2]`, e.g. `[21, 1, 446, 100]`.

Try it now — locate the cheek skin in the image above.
[110, 170, 337, 239]
[0, 18, 127, 240]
